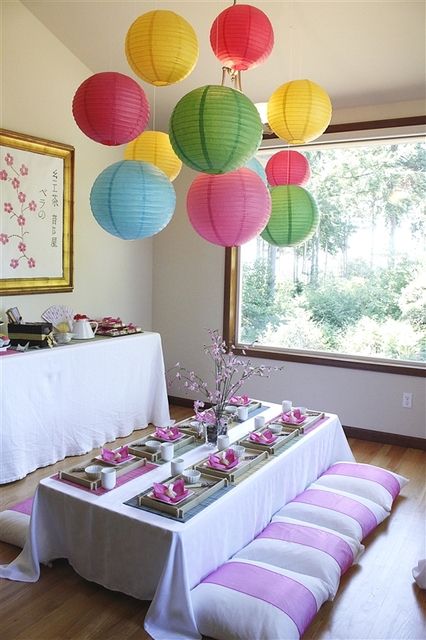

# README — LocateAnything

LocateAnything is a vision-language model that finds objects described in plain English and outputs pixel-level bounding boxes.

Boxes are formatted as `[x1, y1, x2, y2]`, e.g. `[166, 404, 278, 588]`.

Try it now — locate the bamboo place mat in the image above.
[124, 483, 234, 523]
[53, 461, 158, 495]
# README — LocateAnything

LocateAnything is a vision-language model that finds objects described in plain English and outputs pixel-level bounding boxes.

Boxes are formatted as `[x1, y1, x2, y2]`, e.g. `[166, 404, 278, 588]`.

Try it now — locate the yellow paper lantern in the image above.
[124, 131, 182, 181]
[125, 10, 199, 86]
[268, 79, 332, 145]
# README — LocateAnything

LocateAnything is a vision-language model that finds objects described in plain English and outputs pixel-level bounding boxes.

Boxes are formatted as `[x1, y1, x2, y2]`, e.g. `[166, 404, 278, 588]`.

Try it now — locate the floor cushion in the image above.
[0, 511, 30, 548]
[191, 557, 330, 640]
[273, 485, 389, 542]
[234, 518, 363, 598]
[315, 461, 408, 511]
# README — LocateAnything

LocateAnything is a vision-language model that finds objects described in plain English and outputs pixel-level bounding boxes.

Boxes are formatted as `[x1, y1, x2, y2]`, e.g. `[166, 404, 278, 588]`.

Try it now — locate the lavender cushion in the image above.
[234, 519, 363, 598]
[191, 558, 330, 640]
[274, 485, 388, 542]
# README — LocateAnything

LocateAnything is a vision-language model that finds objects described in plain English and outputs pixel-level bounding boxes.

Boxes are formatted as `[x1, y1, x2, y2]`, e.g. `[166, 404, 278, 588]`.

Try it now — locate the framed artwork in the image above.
[0, 129, 74, 295]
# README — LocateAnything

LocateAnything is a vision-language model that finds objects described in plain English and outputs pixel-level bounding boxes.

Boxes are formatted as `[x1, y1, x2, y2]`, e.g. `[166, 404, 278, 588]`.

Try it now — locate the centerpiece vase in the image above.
[206, 415, 228, 445]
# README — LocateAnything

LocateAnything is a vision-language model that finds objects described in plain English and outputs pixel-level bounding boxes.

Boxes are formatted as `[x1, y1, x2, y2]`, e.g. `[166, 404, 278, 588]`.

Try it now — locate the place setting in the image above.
[194, 443, 269, 483]
[127, 423, 197, 462]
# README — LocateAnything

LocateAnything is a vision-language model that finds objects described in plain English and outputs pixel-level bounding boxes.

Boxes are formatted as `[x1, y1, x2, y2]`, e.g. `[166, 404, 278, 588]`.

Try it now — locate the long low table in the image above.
[0, 403, 354, 639]
[0, 332, 170, 483]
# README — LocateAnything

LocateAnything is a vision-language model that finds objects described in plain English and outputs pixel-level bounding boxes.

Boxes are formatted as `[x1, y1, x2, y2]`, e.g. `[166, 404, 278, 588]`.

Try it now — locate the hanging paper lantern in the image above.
[169, 85, 262, 174]
[187, 168, 271, 247]
[245, 157, 267, 183]
[125, 10, 199, 86]
[268, 79, 332, 145]
[210, 4, 274, 71]
[90, 160, 176, 240]
[72, 72, 150, 146]
[261, 185, 319, 247]
[266, 150, 310, 186]
[124, 131, 182, 181]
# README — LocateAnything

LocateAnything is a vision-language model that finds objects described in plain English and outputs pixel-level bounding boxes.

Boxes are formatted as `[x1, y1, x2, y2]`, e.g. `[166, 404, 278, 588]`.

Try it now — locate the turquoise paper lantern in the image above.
[90, 160, 176, 240]
[169, 85, 263, 174]
[245, 157, 267, 183]
[261, 185, 319, 247]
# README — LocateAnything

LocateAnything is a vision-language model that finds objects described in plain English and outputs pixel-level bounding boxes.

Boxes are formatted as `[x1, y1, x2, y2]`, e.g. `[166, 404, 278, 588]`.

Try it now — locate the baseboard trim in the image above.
[343, 425, 426, 450]
[168, 396, 425, 450]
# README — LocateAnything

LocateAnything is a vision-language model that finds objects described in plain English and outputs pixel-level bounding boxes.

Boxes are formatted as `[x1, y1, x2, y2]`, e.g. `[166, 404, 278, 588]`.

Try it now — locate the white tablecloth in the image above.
[0, 405, 354, 639]
[0, 332, 170, 483]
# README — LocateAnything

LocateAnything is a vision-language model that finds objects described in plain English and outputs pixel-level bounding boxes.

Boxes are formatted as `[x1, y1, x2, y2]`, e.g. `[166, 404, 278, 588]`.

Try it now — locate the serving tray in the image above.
[136, 473, 228, 519]
[269, 410, 325, 434]
[58, 456, 147, 490]
[195, 447, 269, 483]
[238, 426, 300, 454]
[128, 433, 196, 462]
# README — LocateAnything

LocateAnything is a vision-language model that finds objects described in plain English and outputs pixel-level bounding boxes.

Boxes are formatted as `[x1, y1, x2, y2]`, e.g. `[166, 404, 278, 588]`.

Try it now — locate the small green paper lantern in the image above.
[261, 185, 319, 247]
[169, 84, 262, 174]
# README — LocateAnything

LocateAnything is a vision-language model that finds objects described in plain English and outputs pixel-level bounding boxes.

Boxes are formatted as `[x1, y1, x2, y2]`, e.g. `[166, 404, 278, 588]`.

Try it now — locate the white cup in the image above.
[254, 415, 265, 429]
[237, 406, 249, 421]
[170, 457, 185, 475]
[101, 467, 116, 490]
[282, 400, 292, 413]
[160, 442, 174, 461]
[217, 434, 230, 451]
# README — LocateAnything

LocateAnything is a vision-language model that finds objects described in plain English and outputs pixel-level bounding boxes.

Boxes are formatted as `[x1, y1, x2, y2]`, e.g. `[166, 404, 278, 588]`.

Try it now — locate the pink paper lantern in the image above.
[187, 168, 271, 247]
[266, 150, 310, 186]
[210, 4, 274, 71]
[72, 72, 150, 146]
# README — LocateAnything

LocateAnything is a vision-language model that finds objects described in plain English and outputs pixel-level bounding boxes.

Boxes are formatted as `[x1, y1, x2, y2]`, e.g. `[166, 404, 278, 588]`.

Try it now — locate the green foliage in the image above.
[341, 317, 425, 361]
[399, 268, 426, 329]
[260, 308, 327, 351]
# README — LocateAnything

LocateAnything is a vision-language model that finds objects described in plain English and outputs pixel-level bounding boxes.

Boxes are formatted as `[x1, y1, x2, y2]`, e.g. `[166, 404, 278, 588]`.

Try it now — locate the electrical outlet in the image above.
[402, 392, 413, 409]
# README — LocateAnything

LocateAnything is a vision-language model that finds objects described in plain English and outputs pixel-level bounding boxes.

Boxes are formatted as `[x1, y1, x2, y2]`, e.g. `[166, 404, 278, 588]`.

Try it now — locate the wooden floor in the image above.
[1, 405, 425, 640]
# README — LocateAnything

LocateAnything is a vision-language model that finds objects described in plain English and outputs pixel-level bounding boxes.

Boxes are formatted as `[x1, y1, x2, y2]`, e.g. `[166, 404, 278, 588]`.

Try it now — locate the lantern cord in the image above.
[221, 67, 243, 93]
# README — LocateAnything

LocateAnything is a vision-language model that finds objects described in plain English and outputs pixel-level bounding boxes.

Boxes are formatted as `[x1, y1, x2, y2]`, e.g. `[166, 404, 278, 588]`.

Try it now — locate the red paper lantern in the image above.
[210, 4, 274, 71]
[266, 150, 310, 186]
[187, 168, 271, 247]
[72, 72, 150, 146]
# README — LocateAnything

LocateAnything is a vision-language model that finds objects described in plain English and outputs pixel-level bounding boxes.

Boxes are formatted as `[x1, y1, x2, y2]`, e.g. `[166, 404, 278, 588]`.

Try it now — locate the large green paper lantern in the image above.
[261, 185, 319, 247]
[169, 85, 262, 174]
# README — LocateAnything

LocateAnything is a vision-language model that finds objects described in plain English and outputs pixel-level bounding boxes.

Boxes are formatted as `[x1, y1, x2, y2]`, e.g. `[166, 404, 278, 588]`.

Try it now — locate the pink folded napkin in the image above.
[208, 449, 239, 471]
[154, 426, 182, 441]
[249, 429, 278, 444]
[152, 478, 190, 504]
[281, 409, 306, 425]
[101, 445, 130, 462]
[229, 394, 250, 406]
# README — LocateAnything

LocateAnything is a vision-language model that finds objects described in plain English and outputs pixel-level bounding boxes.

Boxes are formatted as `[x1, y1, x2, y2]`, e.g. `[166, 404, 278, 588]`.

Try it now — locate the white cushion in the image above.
[273, 485, 389, 542]
[191, 558, 330, 640]
[315, 461, 408, 511]
[234, 518, 363, 598]
[0, 510, 30, 548]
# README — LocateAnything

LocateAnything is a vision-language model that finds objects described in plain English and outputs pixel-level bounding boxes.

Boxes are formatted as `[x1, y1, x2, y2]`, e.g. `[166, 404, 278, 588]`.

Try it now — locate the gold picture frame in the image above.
[0, 129, 74, 295]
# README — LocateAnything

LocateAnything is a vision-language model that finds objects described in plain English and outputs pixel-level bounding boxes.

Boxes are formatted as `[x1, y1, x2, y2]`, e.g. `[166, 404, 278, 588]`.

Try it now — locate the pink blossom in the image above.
[0, 170, 7, 181]
[10, 258, 19, 269]
[5, 153, 13, 166]
[28, 257, 36, 268]
[18, 192, 26, 203]
[11, 177, 20, 189]
[0, 233, 9, 245]
[20, 164, 28, 176]
[28, 200, 37, 211]
[4, 202, 13, 213]
[17, 215, 26, 226]
[18, 241, 26, 253]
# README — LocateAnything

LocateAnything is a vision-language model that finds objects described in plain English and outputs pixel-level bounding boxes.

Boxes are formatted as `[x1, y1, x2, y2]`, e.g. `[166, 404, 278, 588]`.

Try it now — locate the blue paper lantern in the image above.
[90, 160, 176, 240]
[245, 157, 267, 183]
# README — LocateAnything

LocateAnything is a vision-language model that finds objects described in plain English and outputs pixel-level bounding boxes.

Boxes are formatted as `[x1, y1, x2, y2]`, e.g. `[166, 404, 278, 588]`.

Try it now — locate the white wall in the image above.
[153, 107, 426, 439]
[0, 0, 153, 328]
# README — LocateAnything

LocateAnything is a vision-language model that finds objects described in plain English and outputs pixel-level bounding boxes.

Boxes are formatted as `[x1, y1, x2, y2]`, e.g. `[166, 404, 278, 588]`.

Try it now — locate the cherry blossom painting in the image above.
[0, 130, 74, 295]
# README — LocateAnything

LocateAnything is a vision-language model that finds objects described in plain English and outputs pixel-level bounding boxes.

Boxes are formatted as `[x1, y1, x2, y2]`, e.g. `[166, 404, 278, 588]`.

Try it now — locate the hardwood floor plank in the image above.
[1, 407, 425, 640]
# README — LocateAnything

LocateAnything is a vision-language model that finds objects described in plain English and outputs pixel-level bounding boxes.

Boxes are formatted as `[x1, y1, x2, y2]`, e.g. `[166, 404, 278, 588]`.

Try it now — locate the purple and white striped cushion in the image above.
[315, 461, 408, 511]
[273, 486, 388, 542]
[234, 519, 363, 598]
[191, 558, 330, 640]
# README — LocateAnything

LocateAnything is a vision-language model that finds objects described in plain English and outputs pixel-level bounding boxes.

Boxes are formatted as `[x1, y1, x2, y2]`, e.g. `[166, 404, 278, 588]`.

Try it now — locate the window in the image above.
[224, 119, 426, 375]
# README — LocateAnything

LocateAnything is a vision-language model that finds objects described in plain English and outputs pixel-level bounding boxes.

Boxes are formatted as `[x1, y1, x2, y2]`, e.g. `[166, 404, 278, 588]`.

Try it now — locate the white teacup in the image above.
[237, 406, 249, 421]
[217, 434, 230, 451]
[171, 458, 185, 475]
[281, 400, 292, 413]
[254, 415, 265, 429]
[160, 442, 174, 461]
[101, 467, 116, 490]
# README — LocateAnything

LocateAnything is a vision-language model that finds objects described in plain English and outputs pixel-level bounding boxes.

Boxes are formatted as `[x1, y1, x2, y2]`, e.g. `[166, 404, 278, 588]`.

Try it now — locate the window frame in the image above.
[223, 116, 426, 377]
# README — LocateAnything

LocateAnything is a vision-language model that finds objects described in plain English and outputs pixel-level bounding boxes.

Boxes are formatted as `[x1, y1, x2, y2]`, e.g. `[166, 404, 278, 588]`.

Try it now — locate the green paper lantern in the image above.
[261, 185, 319, 247]
[169, 84, 262, 174]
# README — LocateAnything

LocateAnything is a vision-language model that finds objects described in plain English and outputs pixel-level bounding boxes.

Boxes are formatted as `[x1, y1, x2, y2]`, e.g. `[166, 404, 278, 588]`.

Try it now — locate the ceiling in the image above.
[22, 1, 425, 129]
